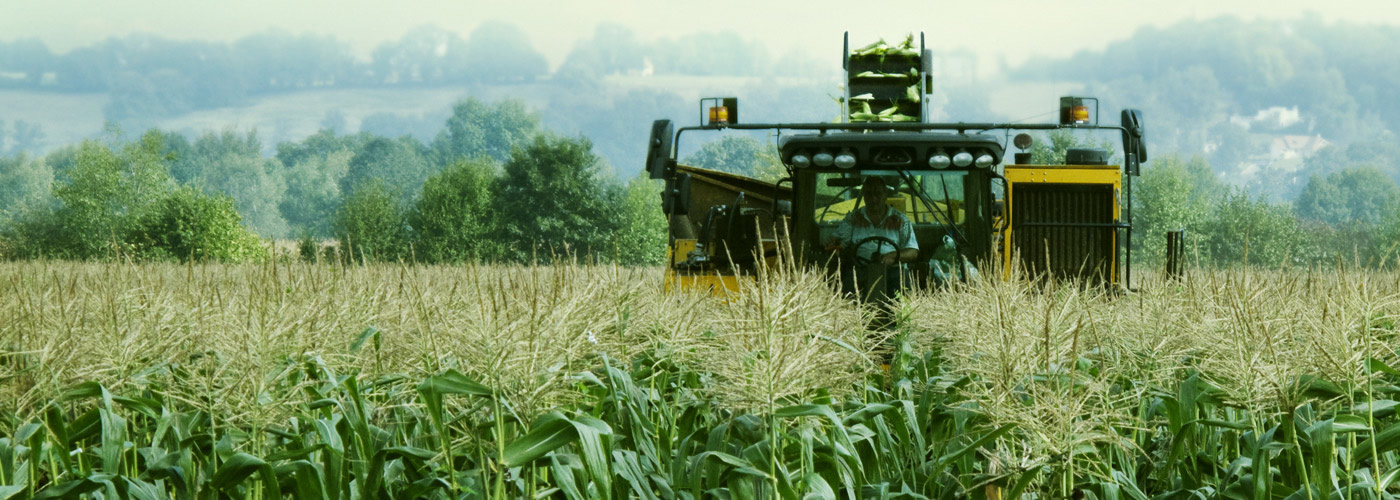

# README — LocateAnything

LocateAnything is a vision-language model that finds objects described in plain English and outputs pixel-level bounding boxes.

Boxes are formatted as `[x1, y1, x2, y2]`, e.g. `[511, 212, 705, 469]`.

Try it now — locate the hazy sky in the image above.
[3, 0, 1397, 72]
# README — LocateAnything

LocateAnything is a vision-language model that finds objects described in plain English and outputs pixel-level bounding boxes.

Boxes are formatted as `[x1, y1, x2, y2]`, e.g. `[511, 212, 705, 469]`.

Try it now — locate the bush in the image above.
[1199, 189, 1308, 268]
[410, 158, 497, 262]
[127, 186, 267, 262]
[336, 179, 410, 262]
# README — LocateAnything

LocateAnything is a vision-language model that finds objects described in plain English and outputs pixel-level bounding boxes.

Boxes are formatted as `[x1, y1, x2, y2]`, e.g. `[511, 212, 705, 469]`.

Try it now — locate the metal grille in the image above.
[1012, 184, 1115, 282]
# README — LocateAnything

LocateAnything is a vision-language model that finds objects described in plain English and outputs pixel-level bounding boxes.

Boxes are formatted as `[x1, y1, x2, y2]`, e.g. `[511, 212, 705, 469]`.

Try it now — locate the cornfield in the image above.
[1, 259, 1398, 498]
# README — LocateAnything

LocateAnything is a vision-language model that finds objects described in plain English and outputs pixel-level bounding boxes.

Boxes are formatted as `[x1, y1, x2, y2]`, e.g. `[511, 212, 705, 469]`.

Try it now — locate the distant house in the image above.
[1268, 134, 1330, 161]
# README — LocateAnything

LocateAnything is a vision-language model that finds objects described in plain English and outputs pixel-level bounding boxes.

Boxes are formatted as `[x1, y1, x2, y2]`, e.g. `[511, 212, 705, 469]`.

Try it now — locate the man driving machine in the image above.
[825, 176, 919, 306]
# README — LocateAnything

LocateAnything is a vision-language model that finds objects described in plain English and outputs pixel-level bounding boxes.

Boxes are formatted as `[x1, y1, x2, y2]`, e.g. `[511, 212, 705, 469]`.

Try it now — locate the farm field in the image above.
[1, 260, 1399, 498]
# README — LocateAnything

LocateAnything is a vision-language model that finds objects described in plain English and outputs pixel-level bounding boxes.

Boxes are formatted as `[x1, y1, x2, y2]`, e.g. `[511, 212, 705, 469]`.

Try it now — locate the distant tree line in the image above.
[0, 98, 666, 265]
[1013, 17, 1400, 201]
[0, 23, 803, 125]
[1131, 153, 1400, 269]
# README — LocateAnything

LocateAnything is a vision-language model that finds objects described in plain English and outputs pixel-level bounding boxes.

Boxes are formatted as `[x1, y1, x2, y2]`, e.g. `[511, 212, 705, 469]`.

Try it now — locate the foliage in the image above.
[431, 98, 540, 165]
[281, 150, 351, 237]
[341, 136, 434, 205]
[1199, 188, 1308, 267]
[170, 130, 289, 237]
[10, 132, 174, 259]
[0, 153, 53, 227]
[680, 134, 787, 182]
[410, 158, 499, 263]
[610, 174, 667, 265]
[461, 22, 549, 83]
[494, 134, 617, 263]
[336, 179, 410, 262]
[1132, 154, 1225, 263]
[274, 129, 368, 170]
[1028, 128, 1117, 165]
[2, 262, 1399, 497]
[1295, 166, 1400, 227]
[369, 25, 471, 85]
[126, 186, 267, 262]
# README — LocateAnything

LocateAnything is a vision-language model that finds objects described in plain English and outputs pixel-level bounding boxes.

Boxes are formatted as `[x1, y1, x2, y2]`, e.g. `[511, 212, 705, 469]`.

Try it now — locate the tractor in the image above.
[645, 33, 1148, 296]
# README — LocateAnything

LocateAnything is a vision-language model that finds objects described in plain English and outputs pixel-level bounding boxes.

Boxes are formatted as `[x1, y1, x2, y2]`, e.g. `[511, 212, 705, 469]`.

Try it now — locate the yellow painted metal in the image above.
[663, 272, 747, 296]
[663, 237, 757, 296]
[671, 238, 698, 265]
[1000, 164, 1123, 283]
[1003, 165, 1122, 185]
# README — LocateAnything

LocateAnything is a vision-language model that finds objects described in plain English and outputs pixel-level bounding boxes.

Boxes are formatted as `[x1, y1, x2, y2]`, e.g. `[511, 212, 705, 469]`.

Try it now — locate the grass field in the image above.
[1, 260, 1398, 498]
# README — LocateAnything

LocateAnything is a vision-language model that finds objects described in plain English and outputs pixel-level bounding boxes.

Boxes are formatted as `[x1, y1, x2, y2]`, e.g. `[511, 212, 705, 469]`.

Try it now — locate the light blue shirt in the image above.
[834, 205, 919, 262]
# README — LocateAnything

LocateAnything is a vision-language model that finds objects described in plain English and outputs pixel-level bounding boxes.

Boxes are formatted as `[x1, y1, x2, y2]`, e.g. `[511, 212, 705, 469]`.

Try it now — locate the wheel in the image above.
[850, 235, 899, 266]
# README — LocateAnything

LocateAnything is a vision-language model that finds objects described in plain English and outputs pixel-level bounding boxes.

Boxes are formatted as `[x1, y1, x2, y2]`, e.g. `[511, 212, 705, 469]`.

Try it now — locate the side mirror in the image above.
[646, 119, 675, 180]
[1120, 109, 1147, 164]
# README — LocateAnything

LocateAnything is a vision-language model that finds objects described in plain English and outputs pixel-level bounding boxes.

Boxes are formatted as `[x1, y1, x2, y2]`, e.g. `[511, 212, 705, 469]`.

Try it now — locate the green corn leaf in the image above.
[572, 415, 614, 500]
[1353, 422, 1400, 468]
[349, 326, 380, 353]
[211, 452, 280, 497]
[1352, 400, 1398, 417]
[1333, 414, 1371, 432]
[1368, 357, 1400, 376]
[121, 476, 166, 500]
[504, 412, 578, 466]
[33, 473, 115, 500]
[802, 473, 836, 500]
[1112, 469, 1149, 500]
[1378, 467, 1400, 490]
[274, 460, 329, 500]
[840, 400, 896, 425]
[692, 451, 770, 480]
[97, 407, 127, 474]
[550, 454, 587, 500]
[612, 450, 659, 500]
[0, 486, 22, 500]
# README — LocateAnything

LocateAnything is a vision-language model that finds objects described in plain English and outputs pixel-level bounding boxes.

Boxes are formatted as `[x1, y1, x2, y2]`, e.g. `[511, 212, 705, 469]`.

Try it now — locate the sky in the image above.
[4, 0, 1399, 75]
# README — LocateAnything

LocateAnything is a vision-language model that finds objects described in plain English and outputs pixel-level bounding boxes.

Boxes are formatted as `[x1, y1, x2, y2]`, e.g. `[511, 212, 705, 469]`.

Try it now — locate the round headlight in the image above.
[791, 154, 810, 168]
[952, 151, 973, 167]
[928, 152, 951, 169]
[834, 153, 856, 169]
[975, 153, 995, 168]
[813, 152, 834, 167]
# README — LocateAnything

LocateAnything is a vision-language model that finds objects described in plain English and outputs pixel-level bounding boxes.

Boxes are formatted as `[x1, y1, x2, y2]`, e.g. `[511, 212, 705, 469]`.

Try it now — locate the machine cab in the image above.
[783, 132, 1002, 285]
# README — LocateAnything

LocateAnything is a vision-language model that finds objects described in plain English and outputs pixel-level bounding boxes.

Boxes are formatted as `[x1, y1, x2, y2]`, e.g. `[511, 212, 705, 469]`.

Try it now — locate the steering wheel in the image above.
[850, 235, 899, 267]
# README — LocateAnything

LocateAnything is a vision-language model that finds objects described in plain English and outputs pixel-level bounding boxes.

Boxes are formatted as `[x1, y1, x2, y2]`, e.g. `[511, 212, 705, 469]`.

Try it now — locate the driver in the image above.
[825, 176, 919, 303]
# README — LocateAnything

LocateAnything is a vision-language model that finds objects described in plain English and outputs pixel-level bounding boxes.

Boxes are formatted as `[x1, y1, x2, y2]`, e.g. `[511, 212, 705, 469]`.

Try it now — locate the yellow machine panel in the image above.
[1002, 164, 1123, 284]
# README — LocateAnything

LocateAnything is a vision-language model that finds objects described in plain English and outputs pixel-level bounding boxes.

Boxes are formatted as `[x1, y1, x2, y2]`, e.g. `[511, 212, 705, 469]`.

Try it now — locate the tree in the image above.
[275, 129, 368, 170]
[556, 23, 646, 81]
[1294, 167, 1400, 227]
[494, 134, 615, 262]
[410, 158, 498, 262]
[341, 136, 433, 204]
[462, 22, 548, 83]
[367, 25, 470, 85]
[281, 150, 351, 237]
[681, 135, 786, 182]
[336, 179, 410, 262]
[612, 174, 667, 265]
[431, 98, 540, 165]
[0, 153, 53, 227]
[8, 132, 173, 258]
[1199, 189, 1307, 268]
[1132, 154, 1224, 264]
[1028, 129, 1116, 165]
[171, 130, 289, 237]
[127, 186, 267, 262]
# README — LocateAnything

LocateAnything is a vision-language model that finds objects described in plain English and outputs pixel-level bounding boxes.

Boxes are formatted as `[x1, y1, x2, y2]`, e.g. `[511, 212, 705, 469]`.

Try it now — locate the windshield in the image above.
[813, 170, 968, 229]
